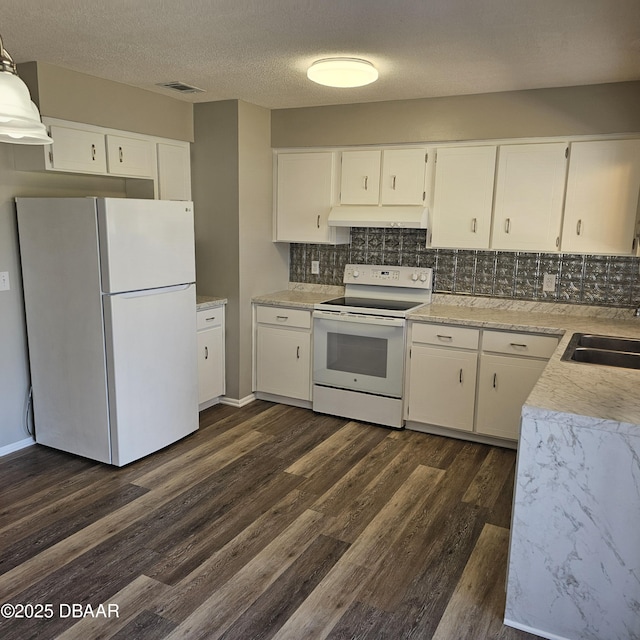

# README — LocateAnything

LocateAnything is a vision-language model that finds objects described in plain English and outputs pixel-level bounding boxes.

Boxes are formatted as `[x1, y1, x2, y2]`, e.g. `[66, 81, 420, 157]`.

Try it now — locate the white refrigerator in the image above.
[17, 197, 199, 466]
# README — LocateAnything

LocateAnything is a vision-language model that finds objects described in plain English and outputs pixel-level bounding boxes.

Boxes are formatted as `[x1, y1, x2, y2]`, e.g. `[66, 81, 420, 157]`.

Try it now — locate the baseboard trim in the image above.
[503, 619, 568, 640]
[0, 436, 36, 458]
[219, 394, 256, 408]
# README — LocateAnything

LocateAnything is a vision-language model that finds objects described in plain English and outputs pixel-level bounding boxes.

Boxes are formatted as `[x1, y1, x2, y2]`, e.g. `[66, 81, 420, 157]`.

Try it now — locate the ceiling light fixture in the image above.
[307, 57, 378, 88]
[0, 33, 52, 145]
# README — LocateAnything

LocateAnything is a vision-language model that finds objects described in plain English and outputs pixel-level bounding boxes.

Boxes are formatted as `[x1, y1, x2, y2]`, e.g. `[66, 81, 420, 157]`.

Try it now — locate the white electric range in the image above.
[312, 264, 433, 428]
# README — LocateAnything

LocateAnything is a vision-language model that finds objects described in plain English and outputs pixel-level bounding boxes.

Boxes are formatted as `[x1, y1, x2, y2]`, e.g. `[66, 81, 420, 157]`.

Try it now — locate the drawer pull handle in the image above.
[297, 346, 300, 359]
[119, 146, 124, 163]
[276, 315, 289, 321]
[91, 144, 96, 161]
[205, 346, 209, 360]
[205, 316, 216, 322]
[392, 175, 397, 190]
[459, 368, 463, 384]
[364, 175, 369, 191]
[493, 373, 497, 388]
[576, 219, 582, 236]
[317, 214, 320, 229]
[505, 218, 511, 234]
[471, 217, 477, 233]
[437, 334, 453, 341]
[510, 342, 528, 348]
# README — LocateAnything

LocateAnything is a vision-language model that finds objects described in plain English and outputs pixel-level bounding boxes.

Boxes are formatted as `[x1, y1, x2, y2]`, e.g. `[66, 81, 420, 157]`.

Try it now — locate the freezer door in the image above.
[97, 198, 196, 293]
[103, 283, 198, 466]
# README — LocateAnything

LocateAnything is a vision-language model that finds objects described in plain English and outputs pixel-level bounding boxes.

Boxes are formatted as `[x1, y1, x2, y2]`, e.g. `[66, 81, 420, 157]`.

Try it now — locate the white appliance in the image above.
[17, 197, 199, 466]
[313, 264, 433, 428]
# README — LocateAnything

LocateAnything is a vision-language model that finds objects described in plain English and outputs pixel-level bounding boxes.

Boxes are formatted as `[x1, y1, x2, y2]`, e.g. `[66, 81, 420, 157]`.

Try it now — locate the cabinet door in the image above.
[158, 142, 191, 200]
[106, 134, 154, 178]
[380, 148, 427, 205]
[49, 125, 107, 174]
[197, 326, 224, 405]
[475, 354, 547, 440]
[276, 152, 343, 243]
[407, 345, 477, 432]
[256, 325, 311, 400]
[340, 150, 381, 204]
[562, 139, 640, 255]
[431, 146, 496, 249]
[492, 143, 567, 251]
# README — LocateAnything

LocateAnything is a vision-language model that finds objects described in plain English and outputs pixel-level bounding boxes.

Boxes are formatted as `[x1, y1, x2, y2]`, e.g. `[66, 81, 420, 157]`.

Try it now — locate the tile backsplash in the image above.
[289, 228, 640, 308]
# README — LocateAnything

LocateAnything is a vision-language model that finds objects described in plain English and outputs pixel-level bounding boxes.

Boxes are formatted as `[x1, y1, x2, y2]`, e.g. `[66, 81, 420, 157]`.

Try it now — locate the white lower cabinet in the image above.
[197, 306, 225, 408]
[475, 355, 547, 440]
[406, 323, 558, 445]
[254, 305, 312, 402]
[407, 344, 477, 431]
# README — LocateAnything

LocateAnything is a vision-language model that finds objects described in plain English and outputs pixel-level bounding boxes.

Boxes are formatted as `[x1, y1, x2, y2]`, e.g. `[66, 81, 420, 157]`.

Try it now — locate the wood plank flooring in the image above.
[0, 401, 538, 640]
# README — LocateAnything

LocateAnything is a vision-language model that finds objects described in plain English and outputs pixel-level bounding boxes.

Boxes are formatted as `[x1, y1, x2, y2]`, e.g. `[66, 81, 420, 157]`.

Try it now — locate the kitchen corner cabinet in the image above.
[254, 305, 312, 402]
[406, 324, 479, 432]
[491, 143, 568, 251]
[406, 322, 557, 445]
[197, 306, 225, 408]
[274, 151, 349, 244]
[430, 145, 497, 249]
[340, 148, 427, 205]
[561, 139, 640, 255]
[157, 142, 192, 200]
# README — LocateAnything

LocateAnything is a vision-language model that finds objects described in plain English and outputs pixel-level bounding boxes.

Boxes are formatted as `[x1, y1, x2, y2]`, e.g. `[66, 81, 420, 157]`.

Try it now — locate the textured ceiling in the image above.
[2, 0, 640, 109]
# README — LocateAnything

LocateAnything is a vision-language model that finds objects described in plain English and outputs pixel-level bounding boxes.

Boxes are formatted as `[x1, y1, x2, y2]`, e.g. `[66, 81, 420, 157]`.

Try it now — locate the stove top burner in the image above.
[320, 296, 421, 312]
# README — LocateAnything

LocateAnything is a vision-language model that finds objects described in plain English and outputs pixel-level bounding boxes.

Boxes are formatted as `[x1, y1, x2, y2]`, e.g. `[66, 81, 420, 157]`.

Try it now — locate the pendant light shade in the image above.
[307, 58, 378, 88]
[0, 34, 52, 145]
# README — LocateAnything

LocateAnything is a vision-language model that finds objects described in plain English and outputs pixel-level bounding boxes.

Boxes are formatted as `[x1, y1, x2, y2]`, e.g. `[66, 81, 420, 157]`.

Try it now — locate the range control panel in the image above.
[343, 264, 433, 289]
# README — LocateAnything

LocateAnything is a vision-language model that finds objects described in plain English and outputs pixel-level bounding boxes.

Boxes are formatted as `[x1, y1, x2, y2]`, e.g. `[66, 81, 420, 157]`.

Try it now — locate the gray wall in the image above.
[193, 100, 287, 402]
[0, 145, 132, 449]
[272, 81, 640, 147]
[18, 62, 194, 142]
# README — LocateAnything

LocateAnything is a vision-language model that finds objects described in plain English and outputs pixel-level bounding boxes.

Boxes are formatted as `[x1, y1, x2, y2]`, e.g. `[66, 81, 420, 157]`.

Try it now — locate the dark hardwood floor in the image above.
[0, 401, 539, 640]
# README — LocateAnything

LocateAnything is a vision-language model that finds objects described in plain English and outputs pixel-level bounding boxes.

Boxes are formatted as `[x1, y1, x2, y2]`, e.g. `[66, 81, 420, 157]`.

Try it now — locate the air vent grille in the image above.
[156, 81, 205, 94]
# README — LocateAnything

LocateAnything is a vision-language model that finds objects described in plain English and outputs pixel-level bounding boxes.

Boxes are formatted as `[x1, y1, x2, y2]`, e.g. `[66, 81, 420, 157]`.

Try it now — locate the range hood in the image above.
[327, 205, 428, 229]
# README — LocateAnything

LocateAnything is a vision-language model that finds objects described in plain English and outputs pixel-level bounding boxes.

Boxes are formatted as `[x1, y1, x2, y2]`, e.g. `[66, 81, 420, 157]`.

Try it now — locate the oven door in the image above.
[313, 310, 405, 398]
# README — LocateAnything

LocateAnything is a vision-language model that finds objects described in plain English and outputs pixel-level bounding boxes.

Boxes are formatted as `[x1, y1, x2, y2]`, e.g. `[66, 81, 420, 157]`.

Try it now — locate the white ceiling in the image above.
[3, 0, 640, 109]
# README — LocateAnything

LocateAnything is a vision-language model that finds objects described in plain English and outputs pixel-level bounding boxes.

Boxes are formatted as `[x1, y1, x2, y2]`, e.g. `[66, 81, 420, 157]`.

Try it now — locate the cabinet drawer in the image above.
[197, 307, 224, 330]
[481, 330, 558, 359]
[412, 323, 480, 350]
[256, 305, 311, 329]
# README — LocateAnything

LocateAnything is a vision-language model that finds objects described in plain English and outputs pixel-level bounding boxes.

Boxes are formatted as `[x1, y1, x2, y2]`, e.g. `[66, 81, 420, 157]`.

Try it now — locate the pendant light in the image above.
[307, 58, 378, 88]
[0, 33, 52, 145]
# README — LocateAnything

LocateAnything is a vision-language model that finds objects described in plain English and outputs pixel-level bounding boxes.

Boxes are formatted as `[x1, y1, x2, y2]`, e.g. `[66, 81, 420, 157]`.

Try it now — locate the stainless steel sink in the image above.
[562, 332, 640, 370]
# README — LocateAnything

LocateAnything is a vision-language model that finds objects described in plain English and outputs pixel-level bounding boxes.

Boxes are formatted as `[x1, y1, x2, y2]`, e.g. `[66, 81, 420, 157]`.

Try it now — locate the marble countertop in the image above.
[410, 296, 640, 429]
[252, 286, 342, 309]
[196, 295, 227, 311]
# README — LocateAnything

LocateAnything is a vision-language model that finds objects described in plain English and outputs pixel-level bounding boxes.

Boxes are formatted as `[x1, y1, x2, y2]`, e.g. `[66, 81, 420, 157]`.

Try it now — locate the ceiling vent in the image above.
[156, 81, 205, 94]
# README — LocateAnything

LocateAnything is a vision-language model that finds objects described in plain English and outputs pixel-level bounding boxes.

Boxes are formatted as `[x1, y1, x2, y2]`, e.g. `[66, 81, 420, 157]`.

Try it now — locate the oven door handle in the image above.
[313, 310, 405, 327]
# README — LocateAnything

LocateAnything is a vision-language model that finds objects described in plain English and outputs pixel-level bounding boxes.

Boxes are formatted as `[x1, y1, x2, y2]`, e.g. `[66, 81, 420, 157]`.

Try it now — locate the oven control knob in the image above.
[419, 273, 428, 282]
[411, 272, 419, 281]
[352, 269, 360, 278]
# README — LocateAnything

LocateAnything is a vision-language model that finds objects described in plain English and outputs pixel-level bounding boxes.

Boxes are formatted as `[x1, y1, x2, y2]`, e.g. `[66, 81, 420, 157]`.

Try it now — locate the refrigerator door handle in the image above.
[109, 283, 193, 299]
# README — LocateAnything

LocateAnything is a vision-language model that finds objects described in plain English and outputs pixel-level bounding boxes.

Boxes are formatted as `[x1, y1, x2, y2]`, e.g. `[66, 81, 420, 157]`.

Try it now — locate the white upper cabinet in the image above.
[561, 139, 640, 255]
[340, 149, 381, 204]
[380, 148, 427, 205]
[47, 125, 108, 174]
[431, 146, 497, 249]
[491, 143, 568, 251]
[157, 142, 192, 200]
[340, 148, 427, 205]
[275, 151, 349, 244]
[106, 134, 154, 178]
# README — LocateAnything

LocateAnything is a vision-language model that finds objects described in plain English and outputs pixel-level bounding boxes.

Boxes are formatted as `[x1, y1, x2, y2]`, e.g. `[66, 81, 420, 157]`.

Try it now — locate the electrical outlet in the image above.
[542, 273, 557, 292]
[0, 271, 9, 291]
[311, 260, 320, 275]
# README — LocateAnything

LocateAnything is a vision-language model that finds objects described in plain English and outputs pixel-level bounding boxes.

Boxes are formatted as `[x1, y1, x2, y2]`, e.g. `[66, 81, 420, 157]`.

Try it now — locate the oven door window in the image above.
[327, 332, 387, 378]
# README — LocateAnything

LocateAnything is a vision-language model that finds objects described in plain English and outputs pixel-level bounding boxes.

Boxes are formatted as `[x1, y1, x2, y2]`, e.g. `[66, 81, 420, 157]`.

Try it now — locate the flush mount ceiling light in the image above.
[307, 57, 378, 88]
[0, 33, 52, 145]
